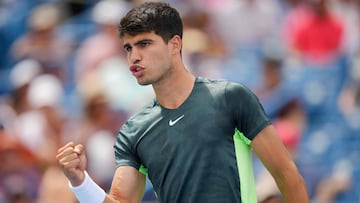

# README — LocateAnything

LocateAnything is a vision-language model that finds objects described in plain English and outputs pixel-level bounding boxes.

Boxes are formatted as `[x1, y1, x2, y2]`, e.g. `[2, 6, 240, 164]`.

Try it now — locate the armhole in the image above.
[139, 164, 148, 175]
[233, 129, 257, 203]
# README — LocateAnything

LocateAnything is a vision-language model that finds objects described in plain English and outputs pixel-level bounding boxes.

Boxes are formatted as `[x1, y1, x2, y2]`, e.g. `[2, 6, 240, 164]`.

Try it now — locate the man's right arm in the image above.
[56, 142, 146, 203]
[105, 166, 146, 203]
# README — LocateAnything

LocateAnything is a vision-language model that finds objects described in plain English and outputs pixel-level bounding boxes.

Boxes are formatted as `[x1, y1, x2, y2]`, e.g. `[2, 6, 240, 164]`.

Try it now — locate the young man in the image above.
[56, 2, 309, 203]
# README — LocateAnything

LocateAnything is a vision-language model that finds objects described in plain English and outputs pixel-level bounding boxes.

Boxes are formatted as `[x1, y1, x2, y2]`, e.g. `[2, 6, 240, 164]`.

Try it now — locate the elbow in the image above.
[272, 162, 310, 203]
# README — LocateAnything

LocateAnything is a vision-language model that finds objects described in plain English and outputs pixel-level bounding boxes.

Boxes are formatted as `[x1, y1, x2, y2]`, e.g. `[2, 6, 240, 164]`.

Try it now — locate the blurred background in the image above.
[0, 0, 359, 202]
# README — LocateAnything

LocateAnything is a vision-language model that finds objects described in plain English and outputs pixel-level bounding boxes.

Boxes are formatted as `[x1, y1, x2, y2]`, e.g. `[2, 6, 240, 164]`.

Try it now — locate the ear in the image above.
[169, 35, 182, 54]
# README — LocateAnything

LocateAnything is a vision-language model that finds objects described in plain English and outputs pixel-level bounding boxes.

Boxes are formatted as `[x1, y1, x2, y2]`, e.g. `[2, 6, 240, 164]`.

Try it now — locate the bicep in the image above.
[250, 120, 309, 202]
[251, 125, 296, 177]
[108, 166, 146, 203]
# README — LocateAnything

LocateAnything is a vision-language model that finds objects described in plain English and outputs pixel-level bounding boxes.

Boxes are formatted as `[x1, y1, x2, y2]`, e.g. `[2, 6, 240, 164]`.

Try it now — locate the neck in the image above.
[153, 66, 196, 109]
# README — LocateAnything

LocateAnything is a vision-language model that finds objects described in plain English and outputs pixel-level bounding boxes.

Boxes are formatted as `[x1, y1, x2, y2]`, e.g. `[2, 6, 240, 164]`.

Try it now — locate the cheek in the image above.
[148, 50, 171, 67]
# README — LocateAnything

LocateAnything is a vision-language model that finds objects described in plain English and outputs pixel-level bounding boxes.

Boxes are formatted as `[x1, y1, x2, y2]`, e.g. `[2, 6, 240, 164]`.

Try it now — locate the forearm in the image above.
[103, 195, 121, 203]
[251, 126, 310, 202]
[70, 172, 143, 203]
[274, 164, 310, 203]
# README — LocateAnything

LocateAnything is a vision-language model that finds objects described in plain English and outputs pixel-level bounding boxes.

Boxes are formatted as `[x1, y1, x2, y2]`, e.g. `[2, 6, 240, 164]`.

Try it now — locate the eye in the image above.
[124, 46, 132, 52]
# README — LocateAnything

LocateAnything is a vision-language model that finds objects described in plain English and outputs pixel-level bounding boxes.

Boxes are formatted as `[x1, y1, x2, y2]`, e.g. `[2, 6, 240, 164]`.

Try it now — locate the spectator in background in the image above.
[195, 0, 283, 90]
[13, 74, 66, 166]
[254, 49, 299, 119]
[0, 0, 32, 69]
[181, 7, 226, 78]
[338, 52, 360, 118]
[0, 122, 41, 203]
[329, 0, 360, 55]
[311, 169, 351, 203]
[10, 2, 74, 84]
[75, 0, 129, 78]
[8, 59, 42, 116]
[11, 73, 77, 203]
[255, 54, 286, 118]
[0, 0, 34, 94]
[204, 0, 282, 54]
[283, 0, 345, 65]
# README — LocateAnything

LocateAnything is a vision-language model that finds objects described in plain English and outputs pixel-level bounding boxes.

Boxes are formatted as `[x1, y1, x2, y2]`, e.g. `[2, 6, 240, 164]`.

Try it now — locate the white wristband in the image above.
[69, 171, 106, 203]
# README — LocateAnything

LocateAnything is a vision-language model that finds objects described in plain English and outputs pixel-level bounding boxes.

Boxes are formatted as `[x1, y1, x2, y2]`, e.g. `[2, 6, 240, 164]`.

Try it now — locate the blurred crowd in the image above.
[0, 0, 360, 202]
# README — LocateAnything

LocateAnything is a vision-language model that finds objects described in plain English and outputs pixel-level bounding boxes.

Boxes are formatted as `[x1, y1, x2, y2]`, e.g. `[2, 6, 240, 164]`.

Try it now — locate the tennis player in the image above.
[56, 2, 309, 203]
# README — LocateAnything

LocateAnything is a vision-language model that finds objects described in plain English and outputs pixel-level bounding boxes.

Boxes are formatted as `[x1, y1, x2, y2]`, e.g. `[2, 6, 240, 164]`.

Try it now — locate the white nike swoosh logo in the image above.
[169, 115, 185, 126]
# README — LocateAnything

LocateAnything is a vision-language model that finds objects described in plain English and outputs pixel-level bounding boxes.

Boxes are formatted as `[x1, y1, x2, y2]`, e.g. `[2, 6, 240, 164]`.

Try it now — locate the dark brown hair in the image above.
[118, 2, 183, 43]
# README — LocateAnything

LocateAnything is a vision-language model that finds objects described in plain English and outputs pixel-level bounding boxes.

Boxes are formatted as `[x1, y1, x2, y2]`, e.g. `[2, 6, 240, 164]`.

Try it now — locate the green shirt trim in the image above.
[139, 164, 148, 175]
[234, 129, 257, 203]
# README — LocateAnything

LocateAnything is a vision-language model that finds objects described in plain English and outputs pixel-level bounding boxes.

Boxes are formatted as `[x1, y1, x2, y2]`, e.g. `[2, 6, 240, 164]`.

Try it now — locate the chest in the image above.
[136, 98, 234, 171]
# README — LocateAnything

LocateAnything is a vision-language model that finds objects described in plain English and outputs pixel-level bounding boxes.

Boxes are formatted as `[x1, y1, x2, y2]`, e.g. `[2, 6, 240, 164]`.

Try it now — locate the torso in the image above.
[114, 77, 271, 202]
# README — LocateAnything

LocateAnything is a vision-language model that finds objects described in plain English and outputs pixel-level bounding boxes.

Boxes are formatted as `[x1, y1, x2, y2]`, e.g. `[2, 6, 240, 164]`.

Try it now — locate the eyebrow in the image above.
[135, 39, 153, 46]
[123, 39, 154, 49]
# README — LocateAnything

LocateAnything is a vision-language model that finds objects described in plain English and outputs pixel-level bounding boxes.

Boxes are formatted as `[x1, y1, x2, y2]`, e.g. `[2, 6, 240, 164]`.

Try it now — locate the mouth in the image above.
[129, 64, 145, 78]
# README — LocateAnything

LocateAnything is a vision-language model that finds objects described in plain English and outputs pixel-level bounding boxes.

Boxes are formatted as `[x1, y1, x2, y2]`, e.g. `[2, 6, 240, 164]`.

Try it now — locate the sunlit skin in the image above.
[122, 31, 195, 109]
[123, 32, 174, 86]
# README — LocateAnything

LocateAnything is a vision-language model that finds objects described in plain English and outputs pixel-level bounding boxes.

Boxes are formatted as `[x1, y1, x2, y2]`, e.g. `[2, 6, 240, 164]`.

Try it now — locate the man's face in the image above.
[122, 32, 173, 86]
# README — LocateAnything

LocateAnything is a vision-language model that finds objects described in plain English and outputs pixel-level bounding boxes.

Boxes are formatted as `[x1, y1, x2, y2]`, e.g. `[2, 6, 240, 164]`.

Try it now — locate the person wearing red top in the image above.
[285, 0, 345, 64]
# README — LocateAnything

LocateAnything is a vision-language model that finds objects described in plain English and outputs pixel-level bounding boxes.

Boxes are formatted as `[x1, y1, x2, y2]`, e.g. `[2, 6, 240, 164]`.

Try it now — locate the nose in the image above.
[129, 48, 141, 64]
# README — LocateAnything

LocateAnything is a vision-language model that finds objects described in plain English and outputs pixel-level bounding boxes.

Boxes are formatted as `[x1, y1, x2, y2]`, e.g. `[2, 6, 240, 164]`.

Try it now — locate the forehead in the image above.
[122, 32, 163, 45]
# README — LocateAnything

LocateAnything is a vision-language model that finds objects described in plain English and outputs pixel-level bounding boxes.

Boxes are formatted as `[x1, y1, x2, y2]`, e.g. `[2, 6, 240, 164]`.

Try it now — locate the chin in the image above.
[137, 79, 151, 86]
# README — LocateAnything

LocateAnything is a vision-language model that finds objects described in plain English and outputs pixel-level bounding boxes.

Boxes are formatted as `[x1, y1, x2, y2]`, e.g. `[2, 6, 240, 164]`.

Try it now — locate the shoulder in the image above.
[195, 77, 256, 103]
[197, 77, 252, 96]
[120, 99, 162, 134]
[195, 76, 228, 87]
[195, 77, 239, 93]
[196, 77, 247, 89]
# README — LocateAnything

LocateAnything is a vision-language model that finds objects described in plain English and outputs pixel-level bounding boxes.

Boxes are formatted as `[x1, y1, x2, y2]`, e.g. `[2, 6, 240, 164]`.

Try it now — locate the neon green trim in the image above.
[234, 129, 257, 203]
[139, 164, 148, 175]
[237, 129, 252, 145]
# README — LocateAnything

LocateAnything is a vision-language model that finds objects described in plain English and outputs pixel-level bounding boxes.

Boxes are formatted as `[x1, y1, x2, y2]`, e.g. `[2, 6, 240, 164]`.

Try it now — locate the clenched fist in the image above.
[56, 142, 87, 186]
